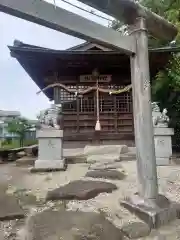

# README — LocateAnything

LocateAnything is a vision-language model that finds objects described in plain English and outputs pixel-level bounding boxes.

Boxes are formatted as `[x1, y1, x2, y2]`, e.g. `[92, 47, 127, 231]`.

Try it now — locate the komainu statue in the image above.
[37, 104, 63, 130]
[151, 102, 160, 112]
[153, 108, 170, 128]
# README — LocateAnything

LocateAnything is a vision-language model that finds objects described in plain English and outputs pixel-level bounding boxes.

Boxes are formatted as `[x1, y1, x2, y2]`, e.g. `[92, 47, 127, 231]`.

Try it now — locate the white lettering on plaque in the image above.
[80, 75, 111, 83]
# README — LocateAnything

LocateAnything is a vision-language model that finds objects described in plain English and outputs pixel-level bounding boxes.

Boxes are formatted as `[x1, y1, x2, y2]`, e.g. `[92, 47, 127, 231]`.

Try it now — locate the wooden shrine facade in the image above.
[53, 76, 133, 142]
[9, 41, 180, 145]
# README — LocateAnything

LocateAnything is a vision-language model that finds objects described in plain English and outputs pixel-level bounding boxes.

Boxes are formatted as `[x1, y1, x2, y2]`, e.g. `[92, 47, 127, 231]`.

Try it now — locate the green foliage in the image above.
[141, 0, 180, 46]
[152, 54, 180, 99]
[7, 117, 31, 136]
[1, 138, 12, 146]
[1, 139, 38, 150]
[108, 0, 180, 148]
[109, 0, 180, 149]
[6, 117, 33, 147]
[109, 0, 180, 47]
[141, 0, 180, 148]
[152, 54, 180, 148]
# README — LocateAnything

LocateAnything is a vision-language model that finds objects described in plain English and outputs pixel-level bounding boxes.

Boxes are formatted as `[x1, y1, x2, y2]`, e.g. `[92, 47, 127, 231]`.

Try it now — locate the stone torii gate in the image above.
[0, 0, 179, 227]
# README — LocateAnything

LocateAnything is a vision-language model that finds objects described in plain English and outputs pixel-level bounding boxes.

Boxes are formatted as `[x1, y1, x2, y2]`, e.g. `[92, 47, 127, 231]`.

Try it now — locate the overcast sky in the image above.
[0, 0, 112, 119]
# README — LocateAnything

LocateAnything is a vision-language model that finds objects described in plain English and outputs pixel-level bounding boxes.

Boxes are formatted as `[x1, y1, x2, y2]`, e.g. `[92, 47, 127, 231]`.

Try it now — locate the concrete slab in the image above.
[16, 156, 36, 166]
[85, 169, 126, 180]
[87, 154, 120, 164]
[127, 147, 136, 153]
[0, 190, 25, 221]
[121, 194, 180, 229]
[121, 221, 151, 239]
[120, 154, 136, 162]
[89, 161, 123, 170]
[65, 155, 87, 164]
[63, 148, 84, 157]
[84, 145, 128, 156]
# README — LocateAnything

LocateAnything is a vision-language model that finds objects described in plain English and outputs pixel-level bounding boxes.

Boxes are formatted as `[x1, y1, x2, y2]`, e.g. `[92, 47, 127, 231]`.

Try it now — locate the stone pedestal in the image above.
[35, 129, 66, 171]
[121, 194, 180, 229]
[154, 127, 174, 166]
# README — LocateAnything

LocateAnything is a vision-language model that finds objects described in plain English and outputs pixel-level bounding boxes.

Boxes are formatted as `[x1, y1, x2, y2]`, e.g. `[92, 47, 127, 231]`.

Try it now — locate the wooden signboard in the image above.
[80, 75, 112, 83]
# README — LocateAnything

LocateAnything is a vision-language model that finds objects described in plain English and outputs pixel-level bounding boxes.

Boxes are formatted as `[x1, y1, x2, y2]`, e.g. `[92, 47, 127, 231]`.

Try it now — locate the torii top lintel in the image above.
[0, 0, 177, 54]
[0, 0, 135, 54]
[78, 0, 178, 41]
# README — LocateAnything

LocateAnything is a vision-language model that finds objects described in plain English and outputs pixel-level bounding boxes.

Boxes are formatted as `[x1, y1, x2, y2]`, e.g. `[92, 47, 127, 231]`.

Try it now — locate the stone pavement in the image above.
[1, 157, 180, 239]
[23, 209, 124, 240]
[46, 180, 117, 201]
[15, 145, 136, 167]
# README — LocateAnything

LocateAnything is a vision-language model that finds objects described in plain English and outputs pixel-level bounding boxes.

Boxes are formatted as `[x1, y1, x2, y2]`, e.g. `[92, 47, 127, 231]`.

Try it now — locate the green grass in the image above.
[0, 139, 38, 150]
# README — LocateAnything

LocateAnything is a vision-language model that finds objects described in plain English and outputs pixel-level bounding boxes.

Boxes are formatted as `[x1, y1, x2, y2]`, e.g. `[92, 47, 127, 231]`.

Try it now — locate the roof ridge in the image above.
[13, 40, 56, 51]
[11, 40, 180, 53]
[66, 41, 88, 50]
[12, 40, 90, 51]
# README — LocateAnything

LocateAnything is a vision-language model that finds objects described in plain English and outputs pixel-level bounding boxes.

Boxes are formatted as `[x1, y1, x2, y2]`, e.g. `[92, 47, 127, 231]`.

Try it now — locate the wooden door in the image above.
[98, 92, 116, 132]
[61, 85, 134, 138]
[115, 93, 133, 133]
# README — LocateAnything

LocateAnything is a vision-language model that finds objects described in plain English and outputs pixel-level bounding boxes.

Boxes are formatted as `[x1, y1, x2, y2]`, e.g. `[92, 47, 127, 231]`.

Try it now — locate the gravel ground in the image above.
[1, 161, 180, 239]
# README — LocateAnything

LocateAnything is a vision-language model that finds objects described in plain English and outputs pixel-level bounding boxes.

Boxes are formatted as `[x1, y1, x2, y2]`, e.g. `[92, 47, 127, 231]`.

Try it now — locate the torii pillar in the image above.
[130, 17, 158, 200]
[121, 17, 179, 228]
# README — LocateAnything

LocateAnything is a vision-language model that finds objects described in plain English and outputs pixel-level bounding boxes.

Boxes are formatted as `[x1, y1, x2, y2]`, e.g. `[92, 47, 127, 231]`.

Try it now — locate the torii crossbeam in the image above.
[0, 0, 135, 54]
[1, 0, 179, 228]
[77, 0, 177, 41]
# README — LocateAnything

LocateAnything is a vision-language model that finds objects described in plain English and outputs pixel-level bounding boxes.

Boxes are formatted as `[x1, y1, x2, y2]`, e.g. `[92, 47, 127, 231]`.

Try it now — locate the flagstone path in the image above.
[1, 161, 180, 239]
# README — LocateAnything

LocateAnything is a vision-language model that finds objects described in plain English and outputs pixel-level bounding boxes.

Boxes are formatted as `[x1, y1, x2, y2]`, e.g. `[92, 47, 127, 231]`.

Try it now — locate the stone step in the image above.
[63, 148, 86, 164]
[120, 154, 136, 162]
[65, 155, 87, 164]
[16, 156, 37, 166]
[87, 154, 120, 164]
[84, 145, 128, 156]
[125, 151, 136, 157]
[24, 145, 136, 165]
[127, 147, 136, 153]
[89, 161, 123, 170]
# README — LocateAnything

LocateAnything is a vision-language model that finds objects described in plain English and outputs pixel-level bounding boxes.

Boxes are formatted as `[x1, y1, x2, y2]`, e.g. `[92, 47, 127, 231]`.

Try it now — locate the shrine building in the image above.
[8, 40, 180, 147]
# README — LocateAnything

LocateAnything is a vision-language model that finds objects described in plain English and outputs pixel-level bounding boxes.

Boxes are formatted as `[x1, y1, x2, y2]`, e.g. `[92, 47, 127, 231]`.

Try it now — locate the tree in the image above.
[152, 54, 180, 149]
[109, 0, 180, 149]
[6, 117, 33, 147]
[109, 0, 180, 47]
[141, 0, 180, 46]
[140, 0, 180, 148]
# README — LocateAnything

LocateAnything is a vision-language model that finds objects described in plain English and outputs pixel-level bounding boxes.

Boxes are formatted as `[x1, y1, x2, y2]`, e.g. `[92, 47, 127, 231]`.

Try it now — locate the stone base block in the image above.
[120, 194, 180, 229]
[156, 157, 170, 166]
[154, 127, 174, 166]
[34, 159, 67, 172]
[84, 145, 128, 156]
